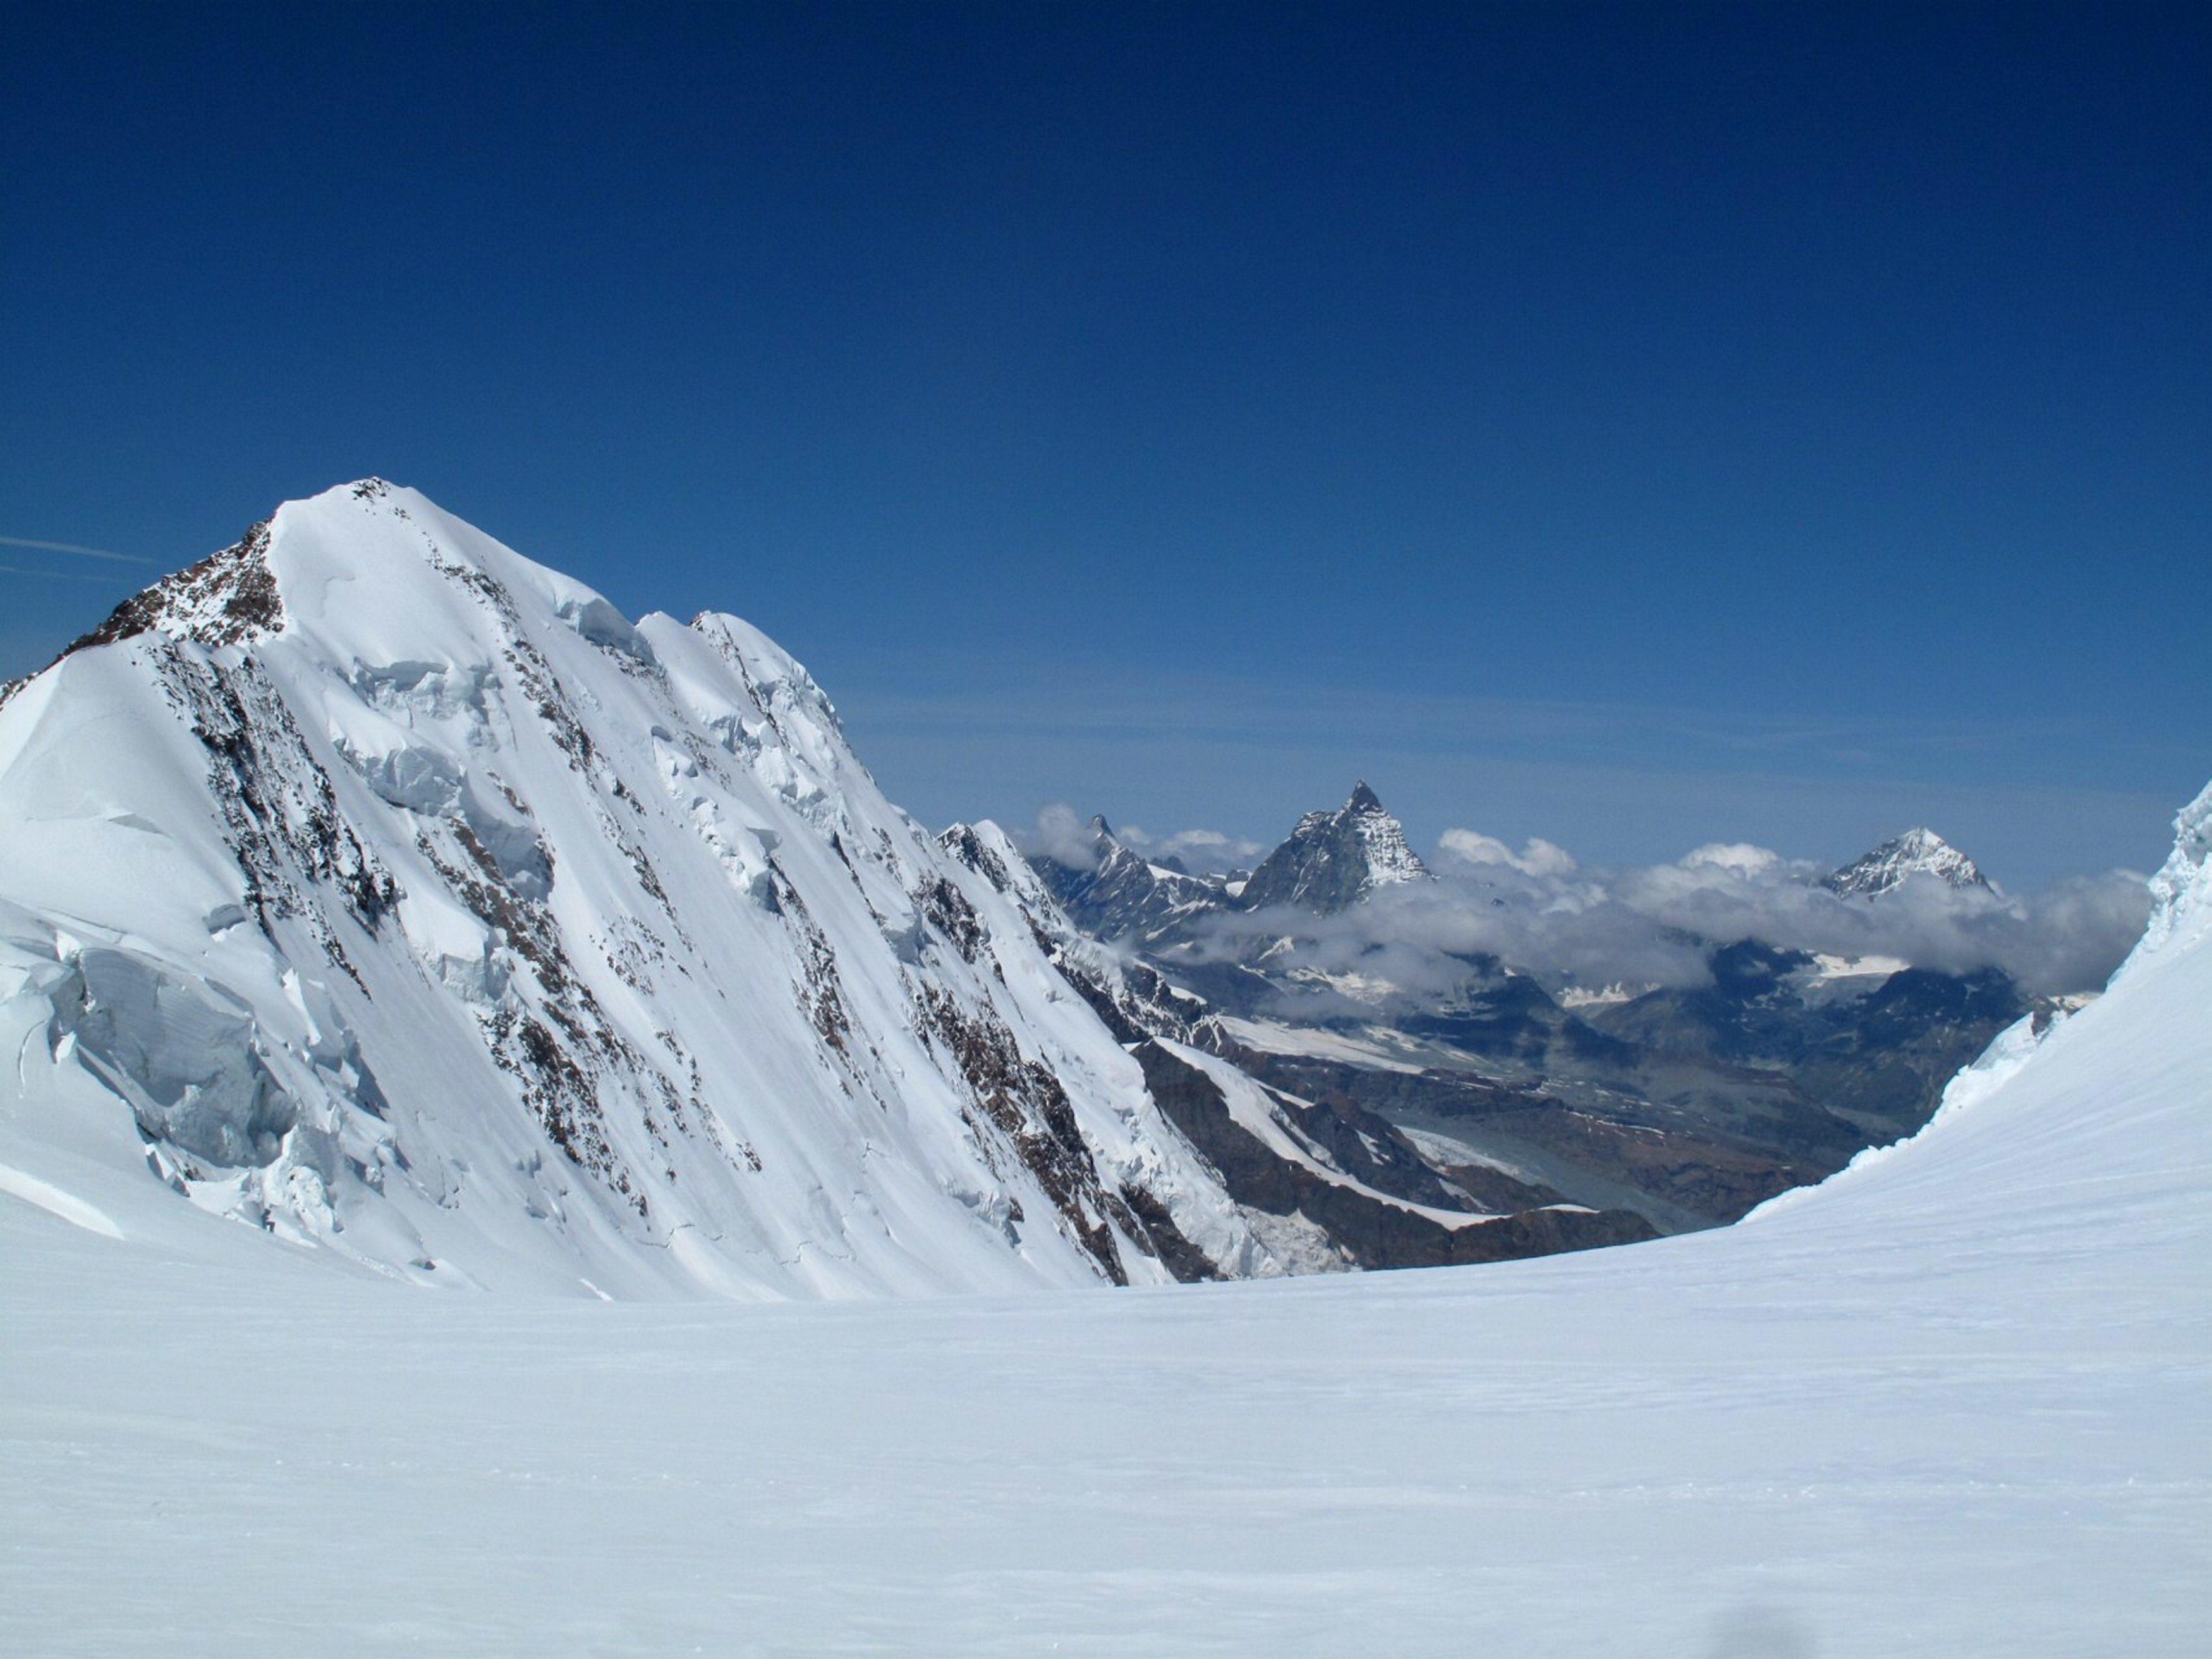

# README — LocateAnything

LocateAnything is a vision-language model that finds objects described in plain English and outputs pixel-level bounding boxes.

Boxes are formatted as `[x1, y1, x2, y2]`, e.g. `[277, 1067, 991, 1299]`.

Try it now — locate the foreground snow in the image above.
[4, 789, 2206, 1654]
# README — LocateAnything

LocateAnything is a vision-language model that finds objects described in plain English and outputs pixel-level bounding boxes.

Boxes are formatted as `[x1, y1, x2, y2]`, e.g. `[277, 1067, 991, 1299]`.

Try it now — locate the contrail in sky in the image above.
[0, 535, 154, 566]
[0, 562, 123, 583]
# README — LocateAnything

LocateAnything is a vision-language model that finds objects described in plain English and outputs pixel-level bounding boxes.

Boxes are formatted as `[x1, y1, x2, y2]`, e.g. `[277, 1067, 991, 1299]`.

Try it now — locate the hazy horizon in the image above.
[5, 3, 2204, 886]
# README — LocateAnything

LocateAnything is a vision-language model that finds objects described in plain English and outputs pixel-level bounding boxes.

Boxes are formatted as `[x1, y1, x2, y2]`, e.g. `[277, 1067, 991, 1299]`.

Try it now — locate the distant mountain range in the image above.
[0, 479, 2093, 1289]
[1035, 782, 1432, 951]
[0, 483, 1653, 1296]
[1033, 785, 2047, 1234]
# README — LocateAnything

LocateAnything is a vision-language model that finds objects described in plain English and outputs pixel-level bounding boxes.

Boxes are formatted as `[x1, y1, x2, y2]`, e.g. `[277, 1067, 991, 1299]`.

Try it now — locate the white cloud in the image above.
[1679, 842, 1784, 877]
[1438, 828, 1579, 877]
[1022, 803, 1102, 872]
[1197, 841, 2149, 999]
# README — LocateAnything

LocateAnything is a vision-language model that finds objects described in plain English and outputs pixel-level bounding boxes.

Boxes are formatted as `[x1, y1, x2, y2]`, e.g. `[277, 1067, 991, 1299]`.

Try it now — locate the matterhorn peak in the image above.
[1237, 781, 1430, 914]
[1822, 827, 1992, 900]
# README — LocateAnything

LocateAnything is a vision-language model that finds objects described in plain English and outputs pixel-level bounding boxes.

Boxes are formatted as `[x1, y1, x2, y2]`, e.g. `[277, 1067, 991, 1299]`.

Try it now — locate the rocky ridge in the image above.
[1822, 827, 1993, 898]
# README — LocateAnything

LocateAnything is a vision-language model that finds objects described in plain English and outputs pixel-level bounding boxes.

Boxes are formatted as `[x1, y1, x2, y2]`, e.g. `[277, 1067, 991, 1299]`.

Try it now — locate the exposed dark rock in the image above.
[916, 987, 1130, 1284]
[1132, 1040, 1655, 1269]
[1236, 782, 1428, 915]
[58, 518, 284, 663]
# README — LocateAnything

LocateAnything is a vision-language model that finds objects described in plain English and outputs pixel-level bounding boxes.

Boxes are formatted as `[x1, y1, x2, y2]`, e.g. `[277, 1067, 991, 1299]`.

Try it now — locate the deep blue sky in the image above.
[4, 2, 2206, 884]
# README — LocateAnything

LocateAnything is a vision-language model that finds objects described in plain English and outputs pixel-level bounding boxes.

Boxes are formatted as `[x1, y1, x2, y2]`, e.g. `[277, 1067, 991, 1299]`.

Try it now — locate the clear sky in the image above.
[4, 2, 2206, 885]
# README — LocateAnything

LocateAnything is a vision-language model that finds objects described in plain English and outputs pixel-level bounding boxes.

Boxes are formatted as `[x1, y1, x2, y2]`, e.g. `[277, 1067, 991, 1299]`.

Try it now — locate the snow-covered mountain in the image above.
[1033, 784, 1430, 938]
[1038, 791, 2042, 1233]
[1821, 825, 1992, 897]
[1237, 781, 1430, 913]
[4, 784, 2203, 1654]
[0, 481, 1243, 1295]
[0, 481, 1648, 1295]
[1026, 814, 1232, 947]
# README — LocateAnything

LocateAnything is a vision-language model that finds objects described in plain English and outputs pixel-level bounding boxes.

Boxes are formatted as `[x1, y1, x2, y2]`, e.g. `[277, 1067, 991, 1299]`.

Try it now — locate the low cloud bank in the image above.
[1017, 805, 1265, 875]
[1025, 803, 1103, 872]
[1205, 831, 2151, 999]
[1114, 823, 1268, 872]
[1014, 806, 2151, 997]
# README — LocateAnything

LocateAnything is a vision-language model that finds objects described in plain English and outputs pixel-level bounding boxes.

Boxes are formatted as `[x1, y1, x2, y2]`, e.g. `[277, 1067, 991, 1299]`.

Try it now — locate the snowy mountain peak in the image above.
[1239, 782, 1430, 914]
[1028, 810, 1229, 947]
[1821, 827, 1991, 899]
[0, 480, 1353, 1297]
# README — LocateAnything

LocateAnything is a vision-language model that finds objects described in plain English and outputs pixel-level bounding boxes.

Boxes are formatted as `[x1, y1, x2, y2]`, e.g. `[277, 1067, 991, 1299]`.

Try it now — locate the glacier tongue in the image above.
[0, 479, 1308, 1297]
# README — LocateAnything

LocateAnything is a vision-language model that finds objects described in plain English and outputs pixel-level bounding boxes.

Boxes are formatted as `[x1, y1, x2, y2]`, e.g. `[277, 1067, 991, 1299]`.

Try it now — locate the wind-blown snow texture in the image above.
[4, 715, 2206, 1656]
[0, 481, 1331, 1296]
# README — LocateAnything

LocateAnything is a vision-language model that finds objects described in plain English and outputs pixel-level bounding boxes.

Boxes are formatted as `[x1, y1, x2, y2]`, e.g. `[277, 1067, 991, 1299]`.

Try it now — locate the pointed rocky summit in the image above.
[1237, 781, 1430, 915]
[1822, 827, 1992, 899]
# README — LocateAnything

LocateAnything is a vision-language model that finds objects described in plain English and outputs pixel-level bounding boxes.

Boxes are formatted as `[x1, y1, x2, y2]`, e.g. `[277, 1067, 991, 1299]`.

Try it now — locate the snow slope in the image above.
[0, 480, 1303, 1295]
[3, 784, 2204, 1654]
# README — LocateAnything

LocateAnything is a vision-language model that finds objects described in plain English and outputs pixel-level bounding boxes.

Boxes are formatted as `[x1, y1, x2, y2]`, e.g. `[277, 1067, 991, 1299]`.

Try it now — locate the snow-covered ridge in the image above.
[1821, 825, 1991, 898]
[1, 480, 1333, 1297]
[2126, 777, 2212, 969]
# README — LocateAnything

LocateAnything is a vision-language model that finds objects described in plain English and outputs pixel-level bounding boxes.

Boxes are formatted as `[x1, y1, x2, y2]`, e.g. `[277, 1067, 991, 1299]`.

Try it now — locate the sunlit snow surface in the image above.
[4, 789, 2205, 1654]
[0, 483, 1293, 1296]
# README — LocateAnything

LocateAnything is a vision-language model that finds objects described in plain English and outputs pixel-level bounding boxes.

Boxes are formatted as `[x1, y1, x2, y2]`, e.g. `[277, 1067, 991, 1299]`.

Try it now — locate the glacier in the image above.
[0, 480, 1655, 1288]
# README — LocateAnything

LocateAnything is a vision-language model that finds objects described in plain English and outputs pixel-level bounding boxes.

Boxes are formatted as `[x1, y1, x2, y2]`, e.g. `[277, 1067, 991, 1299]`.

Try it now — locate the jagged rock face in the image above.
[1032, 817, 1231, 947]
[1822, 827, 1991, 898]
[1237, 781, 1430, 915]
[4, 480, 1347, 1297]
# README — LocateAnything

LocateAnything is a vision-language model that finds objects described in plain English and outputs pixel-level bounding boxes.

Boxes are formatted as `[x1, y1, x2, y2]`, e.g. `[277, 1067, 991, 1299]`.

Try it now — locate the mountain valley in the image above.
[1033, 789, 2059, 1233]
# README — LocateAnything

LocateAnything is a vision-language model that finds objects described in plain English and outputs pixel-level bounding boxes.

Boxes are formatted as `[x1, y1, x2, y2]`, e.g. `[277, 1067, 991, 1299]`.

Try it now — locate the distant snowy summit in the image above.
[1035, 781, 1431, 942]
[1239, 781, 1430, 914]
[1035, 789, 2055, 1235]
[1821, 827, 1993, 899]
[1035, 815, 1234, 945]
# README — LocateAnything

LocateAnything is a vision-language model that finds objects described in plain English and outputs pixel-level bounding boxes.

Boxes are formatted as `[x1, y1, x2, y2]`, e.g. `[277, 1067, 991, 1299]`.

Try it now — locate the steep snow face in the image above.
[1237, 781, 1430, 914]
[1821, 825, 1991, 898]
[2129, 778, 2212, 965]
[0, 480, 1294, 1297]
